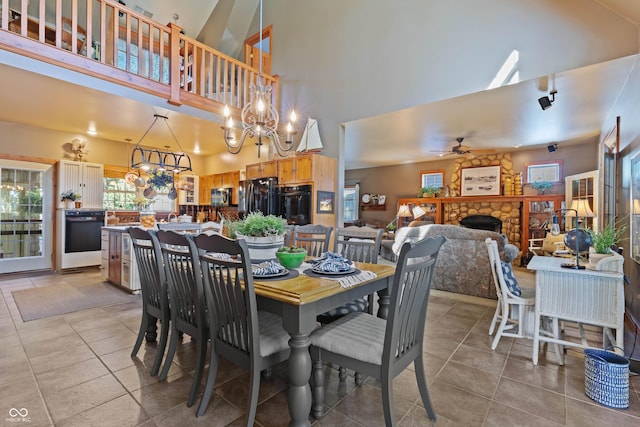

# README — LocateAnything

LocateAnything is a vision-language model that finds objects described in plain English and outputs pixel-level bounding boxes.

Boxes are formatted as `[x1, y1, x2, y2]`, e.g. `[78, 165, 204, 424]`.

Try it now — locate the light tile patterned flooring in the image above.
[1, 268, 639, 426]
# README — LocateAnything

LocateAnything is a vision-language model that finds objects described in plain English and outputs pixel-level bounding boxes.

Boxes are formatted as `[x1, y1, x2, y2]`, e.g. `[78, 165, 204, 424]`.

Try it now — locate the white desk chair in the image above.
[486, 238, 538, 349]
[486, 238, 564, 361]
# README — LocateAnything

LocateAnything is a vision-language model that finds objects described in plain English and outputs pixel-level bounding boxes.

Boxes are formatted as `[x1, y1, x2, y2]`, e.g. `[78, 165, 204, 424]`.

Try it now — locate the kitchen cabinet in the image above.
[178, 173, 199, 205]
[58, 160, 104, 209]
[107, 231, 122, 285]
[278, 155, 313, 184]
[246, 160, 278, 180]
[199, 174, 214, 206]
[101, 227, 140, 293]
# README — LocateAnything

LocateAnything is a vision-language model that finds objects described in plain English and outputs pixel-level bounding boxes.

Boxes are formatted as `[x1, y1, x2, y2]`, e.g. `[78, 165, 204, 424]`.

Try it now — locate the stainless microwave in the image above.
[211, 188, 230, 207]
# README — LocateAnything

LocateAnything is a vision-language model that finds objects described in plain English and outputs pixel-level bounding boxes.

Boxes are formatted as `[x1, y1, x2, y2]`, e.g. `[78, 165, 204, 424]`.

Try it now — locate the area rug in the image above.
[12, 281, 137, 322]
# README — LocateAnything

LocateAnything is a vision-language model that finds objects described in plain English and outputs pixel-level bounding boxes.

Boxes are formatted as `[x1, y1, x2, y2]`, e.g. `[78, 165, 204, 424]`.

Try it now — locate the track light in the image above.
[547, 143, 558, 153]
[538, 89, 557, 110]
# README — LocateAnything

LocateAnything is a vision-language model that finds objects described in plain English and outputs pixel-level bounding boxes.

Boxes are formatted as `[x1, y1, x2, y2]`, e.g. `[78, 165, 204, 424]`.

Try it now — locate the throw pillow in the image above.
[500, 261, 521, 297]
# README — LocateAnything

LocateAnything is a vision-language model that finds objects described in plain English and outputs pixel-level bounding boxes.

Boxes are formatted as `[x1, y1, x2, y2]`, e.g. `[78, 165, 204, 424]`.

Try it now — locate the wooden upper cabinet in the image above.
[279, 155, 313, 184]
[199, 175, 214, 206]
[246, 160, 278, 180]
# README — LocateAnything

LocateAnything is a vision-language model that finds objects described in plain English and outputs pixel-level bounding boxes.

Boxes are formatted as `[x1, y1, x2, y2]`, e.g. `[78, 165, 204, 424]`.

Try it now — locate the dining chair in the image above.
[189, 233, 291, 421]
[317, 226, 384, 383]
[154, 230, 208, 408]
[201, 219, 224, 235]
[291, 224, 333, 257]
[309, 236, 446, 426]
[127, 227, 169, 377]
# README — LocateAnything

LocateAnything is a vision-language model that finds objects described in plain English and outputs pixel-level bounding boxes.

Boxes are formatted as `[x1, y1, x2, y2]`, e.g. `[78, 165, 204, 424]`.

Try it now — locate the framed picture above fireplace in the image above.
[461, 165, 501, 196]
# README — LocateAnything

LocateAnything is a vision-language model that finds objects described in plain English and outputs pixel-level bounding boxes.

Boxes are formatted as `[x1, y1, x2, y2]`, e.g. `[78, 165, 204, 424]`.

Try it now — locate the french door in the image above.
[0, 159, 53, 273]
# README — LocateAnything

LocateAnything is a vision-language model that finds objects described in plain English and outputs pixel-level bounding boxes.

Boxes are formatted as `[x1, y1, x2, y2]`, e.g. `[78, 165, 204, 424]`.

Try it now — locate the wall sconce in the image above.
[538, 89, 558, 110]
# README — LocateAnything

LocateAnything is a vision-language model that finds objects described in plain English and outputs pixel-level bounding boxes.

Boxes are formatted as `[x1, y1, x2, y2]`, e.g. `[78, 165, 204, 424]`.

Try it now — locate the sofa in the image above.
[385, 224, 518, 299]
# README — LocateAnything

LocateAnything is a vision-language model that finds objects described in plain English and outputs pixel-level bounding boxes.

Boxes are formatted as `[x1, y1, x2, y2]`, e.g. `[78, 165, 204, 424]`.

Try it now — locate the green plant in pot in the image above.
[531, 180, 552, 195]
[586, 218, 627, 268]
[418, 186, 440, 198]
[276, 246, 307, 268]
[229, 212, 288, 262]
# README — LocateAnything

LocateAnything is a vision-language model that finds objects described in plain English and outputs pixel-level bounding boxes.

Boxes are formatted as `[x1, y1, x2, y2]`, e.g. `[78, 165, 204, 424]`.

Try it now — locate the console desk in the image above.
[527, 255, 624, 365]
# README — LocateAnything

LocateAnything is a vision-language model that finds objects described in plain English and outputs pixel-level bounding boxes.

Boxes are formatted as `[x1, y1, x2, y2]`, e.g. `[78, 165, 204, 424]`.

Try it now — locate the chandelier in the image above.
[221, 0, 296, 158]
[130, 114, 192, 173]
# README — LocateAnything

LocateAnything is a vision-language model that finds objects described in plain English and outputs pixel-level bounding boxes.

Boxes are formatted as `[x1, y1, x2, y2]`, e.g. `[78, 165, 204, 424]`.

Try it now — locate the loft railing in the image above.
[0, 0, 278, 117]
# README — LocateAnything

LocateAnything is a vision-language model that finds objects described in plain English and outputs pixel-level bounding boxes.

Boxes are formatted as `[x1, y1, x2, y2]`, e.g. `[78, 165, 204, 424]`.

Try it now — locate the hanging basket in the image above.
[584, 348, 629, 409]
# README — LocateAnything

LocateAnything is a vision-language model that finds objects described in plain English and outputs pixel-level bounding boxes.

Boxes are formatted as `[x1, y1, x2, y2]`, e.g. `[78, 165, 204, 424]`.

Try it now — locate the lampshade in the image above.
[412, 205, 427, 219]
[633, 199, 640, 214]
[397, 204, 412, 217]
[566, 199, 594, 218]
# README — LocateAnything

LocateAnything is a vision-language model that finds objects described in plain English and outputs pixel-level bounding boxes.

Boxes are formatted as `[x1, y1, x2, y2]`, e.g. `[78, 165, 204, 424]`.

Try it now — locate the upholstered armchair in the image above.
[388, 224, 518, 299]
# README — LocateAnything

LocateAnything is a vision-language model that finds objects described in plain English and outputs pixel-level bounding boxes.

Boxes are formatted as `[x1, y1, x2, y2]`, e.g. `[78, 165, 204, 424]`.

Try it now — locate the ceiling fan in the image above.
[443, 137, 496, 156]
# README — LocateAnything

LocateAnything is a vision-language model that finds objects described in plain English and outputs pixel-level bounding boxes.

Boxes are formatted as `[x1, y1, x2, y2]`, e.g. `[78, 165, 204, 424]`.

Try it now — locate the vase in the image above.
[236, 233, 285, 262]
[64, 200, 74, 209]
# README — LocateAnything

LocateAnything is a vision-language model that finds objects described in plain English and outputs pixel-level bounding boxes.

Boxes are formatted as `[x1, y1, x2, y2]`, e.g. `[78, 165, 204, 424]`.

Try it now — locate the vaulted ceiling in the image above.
[0, 0, 639, 170]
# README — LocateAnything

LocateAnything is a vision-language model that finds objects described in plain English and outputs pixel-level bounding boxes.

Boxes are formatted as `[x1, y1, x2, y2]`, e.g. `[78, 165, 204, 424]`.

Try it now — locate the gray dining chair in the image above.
[127, 227, 169, 377]
[154, 230, 208, 408]
[189, 233, 291, 421]
[291, 224, 333, 257]
[310, 236, 446, 426]
[316, 226, 384, 382]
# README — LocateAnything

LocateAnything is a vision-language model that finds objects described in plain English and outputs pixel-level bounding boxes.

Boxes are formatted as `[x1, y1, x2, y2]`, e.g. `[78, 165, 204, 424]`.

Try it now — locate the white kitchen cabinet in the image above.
[178, 173, 199, 205]
[58, 160, 104, 209]
[101, 227, 140, 294]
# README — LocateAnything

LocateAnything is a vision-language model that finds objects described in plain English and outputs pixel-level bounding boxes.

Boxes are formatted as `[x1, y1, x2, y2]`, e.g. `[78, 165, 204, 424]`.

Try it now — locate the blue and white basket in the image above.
[584, 348, 629, 409]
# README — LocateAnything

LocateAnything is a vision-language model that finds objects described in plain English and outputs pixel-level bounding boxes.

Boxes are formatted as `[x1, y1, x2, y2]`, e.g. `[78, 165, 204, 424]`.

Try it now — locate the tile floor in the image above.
[1, 268, 640, 426]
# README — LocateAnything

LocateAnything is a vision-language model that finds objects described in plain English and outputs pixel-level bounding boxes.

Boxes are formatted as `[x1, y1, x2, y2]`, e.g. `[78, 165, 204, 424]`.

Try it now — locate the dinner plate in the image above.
[311, 267, 356, 276]
[253, 268, 289, 278]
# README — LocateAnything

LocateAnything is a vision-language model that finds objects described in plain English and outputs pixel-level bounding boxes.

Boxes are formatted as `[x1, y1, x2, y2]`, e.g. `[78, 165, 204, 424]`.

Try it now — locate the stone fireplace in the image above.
[460, 214, 502, 233]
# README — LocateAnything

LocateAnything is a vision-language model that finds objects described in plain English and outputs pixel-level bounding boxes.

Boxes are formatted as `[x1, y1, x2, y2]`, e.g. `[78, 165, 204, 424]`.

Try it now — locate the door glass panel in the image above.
[0, 167, 44, 259]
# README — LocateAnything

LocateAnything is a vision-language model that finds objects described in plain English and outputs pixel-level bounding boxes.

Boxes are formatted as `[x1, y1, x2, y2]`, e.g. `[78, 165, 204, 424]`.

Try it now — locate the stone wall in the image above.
[445, 153, 521, 249]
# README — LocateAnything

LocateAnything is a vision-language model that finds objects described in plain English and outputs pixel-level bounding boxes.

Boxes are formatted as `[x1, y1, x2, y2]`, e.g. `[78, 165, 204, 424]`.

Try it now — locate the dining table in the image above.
[253, 261, 396, 427]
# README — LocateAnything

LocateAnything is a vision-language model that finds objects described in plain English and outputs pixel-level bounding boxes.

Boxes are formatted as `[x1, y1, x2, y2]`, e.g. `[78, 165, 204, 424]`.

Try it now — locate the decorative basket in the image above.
[584, 348, 629, 409]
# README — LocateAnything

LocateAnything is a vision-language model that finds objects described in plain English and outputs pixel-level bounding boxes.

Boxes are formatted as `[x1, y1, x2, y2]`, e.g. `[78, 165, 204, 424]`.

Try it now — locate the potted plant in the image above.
[587, 219, 627, 269]
[229, 212, 288, 261]
[531, 180, 552, 195]
[418, 186, 440, 198]
[60, 190, 81, 208]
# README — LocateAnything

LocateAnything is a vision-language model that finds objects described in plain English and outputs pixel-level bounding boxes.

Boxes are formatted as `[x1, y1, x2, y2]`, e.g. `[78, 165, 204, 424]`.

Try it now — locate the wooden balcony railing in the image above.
[0, 0, 278, 118]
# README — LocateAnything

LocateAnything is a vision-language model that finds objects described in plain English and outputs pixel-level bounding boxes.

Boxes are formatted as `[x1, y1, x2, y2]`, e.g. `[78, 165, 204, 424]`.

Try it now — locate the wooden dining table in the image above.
[253, 262, 396, 427]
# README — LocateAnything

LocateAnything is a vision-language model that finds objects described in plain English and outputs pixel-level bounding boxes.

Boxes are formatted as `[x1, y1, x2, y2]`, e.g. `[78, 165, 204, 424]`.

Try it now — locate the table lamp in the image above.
[387, 204, 412, 230]
[411, 204, 427, 220]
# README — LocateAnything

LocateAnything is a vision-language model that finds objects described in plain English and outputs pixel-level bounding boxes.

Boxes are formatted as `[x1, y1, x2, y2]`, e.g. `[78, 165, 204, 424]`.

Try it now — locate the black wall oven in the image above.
[65, 210, 105, 253]
[279, 185, 312, 225]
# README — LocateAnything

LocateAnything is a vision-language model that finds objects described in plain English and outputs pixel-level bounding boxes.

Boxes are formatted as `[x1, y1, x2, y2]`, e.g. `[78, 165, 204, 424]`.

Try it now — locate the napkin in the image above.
[310, 252, 353, 272]
[252, 260, 286, 276]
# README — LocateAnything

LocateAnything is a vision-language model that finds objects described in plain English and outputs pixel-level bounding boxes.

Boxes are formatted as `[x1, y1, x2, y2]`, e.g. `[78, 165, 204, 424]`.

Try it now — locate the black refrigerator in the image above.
[245, 177, 279, 215]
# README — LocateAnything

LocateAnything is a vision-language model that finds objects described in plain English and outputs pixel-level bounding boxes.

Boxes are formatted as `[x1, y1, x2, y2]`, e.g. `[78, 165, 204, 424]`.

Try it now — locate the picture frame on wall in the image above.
[317, 191, 335, 214]
[461, 165, 501, 196]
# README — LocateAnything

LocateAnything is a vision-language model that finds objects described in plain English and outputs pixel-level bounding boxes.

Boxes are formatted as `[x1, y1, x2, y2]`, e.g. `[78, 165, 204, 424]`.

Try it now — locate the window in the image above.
[420, 170, 444, 189]
[524, 160, 563, 184]
[343, 184, 359, 223]
[103, 178, 172, 212]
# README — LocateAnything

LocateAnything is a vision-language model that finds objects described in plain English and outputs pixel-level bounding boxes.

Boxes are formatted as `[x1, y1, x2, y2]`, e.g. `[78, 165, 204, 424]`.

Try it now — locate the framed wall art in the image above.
[317, 191, 335, 214]
[460, 165, 501, 196]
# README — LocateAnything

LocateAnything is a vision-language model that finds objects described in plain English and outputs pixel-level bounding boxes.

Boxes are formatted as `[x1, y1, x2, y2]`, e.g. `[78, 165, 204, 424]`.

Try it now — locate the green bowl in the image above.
[276, 250, 306, 269]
